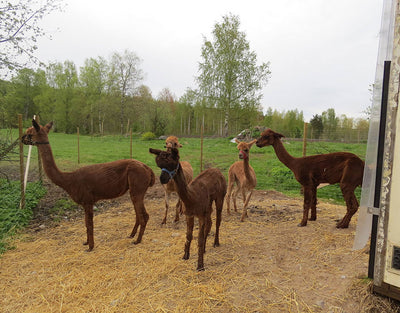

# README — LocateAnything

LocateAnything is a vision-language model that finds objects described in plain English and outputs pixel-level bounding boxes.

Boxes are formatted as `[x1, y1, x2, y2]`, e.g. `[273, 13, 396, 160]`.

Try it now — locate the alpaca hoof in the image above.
[86, 247, 93, 252]
[161, 220, 166, 225]
[182, 254, 189, 260]
[336, 222, 349, 229]
[309, 217, 316, 221]
[297, 222, 307, 227]
[133, 239, 141, 245]
[213, 242, 220, 248]
[197, 266, 205, 272]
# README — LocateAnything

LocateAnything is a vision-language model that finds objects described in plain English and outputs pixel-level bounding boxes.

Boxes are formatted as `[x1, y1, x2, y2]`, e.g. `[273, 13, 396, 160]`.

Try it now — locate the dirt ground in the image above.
[1, 178, 400, 312]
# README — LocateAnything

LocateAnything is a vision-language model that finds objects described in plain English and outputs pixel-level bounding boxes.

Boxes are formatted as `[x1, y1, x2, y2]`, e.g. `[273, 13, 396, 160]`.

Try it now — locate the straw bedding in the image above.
[0, 183, 398, 312]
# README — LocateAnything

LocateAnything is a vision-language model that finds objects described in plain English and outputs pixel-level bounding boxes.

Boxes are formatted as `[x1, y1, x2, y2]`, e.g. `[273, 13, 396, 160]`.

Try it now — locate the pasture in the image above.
[1, 131, 398, 312]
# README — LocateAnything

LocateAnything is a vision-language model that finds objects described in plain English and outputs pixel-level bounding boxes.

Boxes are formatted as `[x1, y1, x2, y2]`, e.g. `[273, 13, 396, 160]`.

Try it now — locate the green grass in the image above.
[0, 179, 46, 253]
[15, 132, 366, 204]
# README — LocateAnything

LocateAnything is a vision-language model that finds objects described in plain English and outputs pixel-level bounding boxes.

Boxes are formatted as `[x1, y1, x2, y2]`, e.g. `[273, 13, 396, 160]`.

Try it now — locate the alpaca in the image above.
[256, 129, 364, 228]
[149, 147, 227, 271]
[22, 120, 155, 251]
[226, 139, 257, 222]
[161, 136, 193, 224]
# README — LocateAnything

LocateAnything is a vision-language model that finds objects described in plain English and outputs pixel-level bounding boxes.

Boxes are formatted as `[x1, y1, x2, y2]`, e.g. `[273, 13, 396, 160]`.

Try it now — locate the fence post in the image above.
[18, 114, 25, 209]
[35, 115, 43, 183]
[77, 127, 80, 164]
[302, 122, 308, 157]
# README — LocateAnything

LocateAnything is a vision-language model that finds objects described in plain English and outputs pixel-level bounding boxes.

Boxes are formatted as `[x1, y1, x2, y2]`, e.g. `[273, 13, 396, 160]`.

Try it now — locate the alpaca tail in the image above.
[149, 168, 155, 187]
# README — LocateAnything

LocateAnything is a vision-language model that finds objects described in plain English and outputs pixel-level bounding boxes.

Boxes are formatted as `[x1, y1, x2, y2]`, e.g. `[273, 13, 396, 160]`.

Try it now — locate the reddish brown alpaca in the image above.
[256, 129, 364, 228]
[150, 147, 227, 271]
[161, 136, 193, 224]
[227, 139, 257, 222]
[22, 120, 155, 250]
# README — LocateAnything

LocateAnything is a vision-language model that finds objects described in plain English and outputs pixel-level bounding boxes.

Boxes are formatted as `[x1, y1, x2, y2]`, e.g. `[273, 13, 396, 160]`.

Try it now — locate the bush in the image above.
[141, 132, 156, 141]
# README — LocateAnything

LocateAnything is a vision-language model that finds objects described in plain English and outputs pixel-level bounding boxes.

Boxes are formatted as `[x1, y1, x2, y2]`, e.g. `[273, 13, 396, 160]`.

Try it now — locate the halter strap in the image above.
[161, 163, 180, 180]
[240, 150, 248, 159]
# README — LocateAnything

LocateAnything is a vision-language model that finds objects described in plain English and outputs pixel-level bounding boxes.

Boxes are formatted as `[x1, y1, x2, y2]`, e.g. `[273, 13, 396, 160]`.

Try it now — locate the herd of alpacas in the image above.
[22, 120, 364, 271]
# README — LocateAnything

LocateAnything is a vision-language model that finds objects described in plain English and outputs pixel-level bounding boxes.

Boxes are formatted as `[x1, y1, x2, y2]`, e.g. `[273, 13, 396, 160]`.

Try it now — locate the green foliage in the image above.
[141, 132, 156, 141]
[0, 180, 47, 253]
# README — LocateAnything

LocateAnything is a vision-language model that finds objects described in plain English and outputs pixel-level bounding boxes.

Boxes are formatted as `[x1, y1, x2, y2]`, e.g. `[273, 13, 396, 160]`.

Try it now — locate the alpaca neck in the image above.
[173, 164, 197, 210]
[37, 143, 67, 188]
[243, 157, 255, 184]
[272, 139, 296, 170]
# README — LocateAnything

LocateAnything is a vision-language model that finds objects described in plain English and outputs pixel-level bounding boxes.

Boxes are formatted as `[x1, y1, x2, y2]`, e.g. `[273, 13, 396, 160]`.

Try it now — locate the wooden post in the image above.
[35, 115, 43, 183]
[302, 122, 308, 157]
[200, 124, 204, 172]
[130, 128, 133, 159]
[77, 127, 80, 164]
[18, 114, 25, 209]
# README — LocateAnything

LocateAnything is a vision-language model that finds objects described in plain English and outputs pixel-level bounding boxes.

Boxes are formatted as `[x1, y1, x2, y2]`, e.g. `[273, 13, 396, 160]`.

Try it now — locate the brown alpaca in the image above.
[227, 139, 257, 222]
[256, 129, 364, 228]
[161, 136, 193, 224]
[150, 147, 227, 271]
[22, 120, 155, 251]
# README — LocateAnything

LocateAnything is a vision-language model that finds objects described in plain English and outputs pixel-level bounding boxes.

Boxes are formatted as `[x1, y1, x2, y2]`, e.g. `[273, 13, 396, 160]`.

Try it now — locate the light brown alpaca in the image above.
[226, 139, 257, 222]
[256, 129, 364, 228]
[161, 136, 193, 224]
[22, 120, 155, 251]
[150, 147, 227, 271]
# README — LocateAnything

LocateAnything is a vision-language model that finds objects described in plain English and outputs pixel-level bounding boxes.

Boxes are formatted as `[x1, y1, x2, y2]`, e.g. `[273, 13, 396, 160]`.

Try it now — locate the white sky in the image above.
[35, 0, 383, 122]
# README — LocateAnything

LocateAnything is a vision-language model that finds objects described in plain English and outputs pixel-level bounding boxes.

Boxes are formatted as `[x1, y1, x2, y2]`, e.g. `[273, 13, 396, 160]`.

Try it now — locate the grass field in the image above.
[4, 130, 366, 204]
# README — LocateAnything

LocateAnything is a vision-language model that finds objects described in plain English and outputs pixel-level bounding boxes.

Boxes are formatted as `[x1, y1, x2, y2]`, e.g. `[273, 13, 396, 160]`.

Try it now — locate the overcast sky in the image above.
[35, 0, 383, 122]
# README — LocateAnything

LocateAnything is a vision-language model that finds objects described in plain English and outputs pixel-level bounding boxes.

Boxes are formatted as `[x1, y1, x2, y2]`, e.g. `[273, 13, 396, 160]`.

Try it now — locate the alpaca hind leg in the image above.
[130, 198, 149, 244]
[309, 186, 317, 221]
[214, 198, 223, 247]
[83, 205, 94, 251]
[162, 190, 170, 224]
[337, 184, 359, 228]
[204, 213, 212, 254]
[240, 190, 253, 222]
[174, 199, 181, 223]
[197, 217, 206, 271]
[183, 216, 194, 260]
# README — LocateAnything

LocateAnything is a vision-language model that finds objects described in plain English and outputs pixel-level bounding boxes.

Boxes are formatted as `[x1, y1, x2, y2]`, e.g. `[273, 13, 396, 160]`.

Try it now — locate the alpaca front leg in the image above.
[83, 205, 94, 251]
[162, 190, 171, 224]
[309, 186, 317, 221]
[183, 216, 194, 260]
[174, 199, 181, 223]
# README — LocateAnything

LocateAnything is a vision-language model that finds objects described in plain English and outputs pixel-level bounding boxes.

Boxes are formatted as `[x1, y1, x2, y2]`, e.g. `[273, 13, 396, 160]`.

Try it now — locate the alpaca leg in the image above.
[299, 187, 313, 227]
[226, 179, 234, 215]
[214, 198, 223, 247]
[83, 205, 94, 251]
[337, 184, 359, 228]
[174, 199, 181, 223]
[130, 197, 149, 244]
[309, 186, 317, 221]
[183, 216, 194, 260]
[197, 217, 206, 271]
[204, 213, 212, 254]
[240, 190, 253, 222]
[162, 190, 170, 224]
[233, 187, 240, 212]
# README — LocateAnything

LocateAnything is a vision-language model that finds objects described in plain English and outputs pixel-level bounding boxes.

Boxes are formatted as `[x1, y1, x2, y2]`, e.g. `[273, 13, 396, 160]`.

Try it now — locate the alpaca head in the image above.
[21, 119, 53, 146]
[235, 139, 257, 160]
[149, 147, 180, 184]
[256, 129, 284, 148]
[165, 136, 182, 151]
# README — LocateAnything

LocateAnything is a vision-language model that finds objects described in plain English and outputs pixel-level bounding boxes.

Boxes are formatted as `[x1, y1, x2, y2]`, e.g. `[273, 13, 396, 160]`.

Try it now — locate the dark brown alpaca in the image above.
[22, 120, 155, 250]
[161, 136, 193, 224]
[256, 129, 364, 228]
[227, 139, 257, 222]
[150, 147, 227, 271]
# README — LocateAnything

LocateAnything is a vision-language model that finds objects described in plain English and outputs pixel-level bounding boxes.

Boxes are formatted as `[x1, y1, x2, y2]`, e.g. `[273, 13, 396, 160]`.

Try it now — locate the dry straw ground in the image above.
[1, 180, 399, 312]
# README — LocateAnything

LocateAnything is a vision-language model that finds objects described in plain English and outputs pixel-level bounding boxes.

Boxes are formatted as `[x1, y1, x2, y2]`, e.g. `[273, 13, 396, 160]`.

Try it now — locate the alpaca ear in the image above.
[32, 119, 40, 132]
[248, 139, 257, 148]
[274, 132, 285, 139]
[235, 139, 240, 144]
[44, 121, 53, 133]
[149, 148, 161, 156]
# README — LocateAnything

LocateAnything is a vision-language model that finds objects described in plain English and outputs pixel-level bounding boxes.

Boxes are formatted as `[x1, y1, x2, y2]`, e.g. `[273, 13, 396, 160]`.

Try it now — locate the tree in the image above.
[309, 114, 323, 139]
[196, 14, 271, 136]
[321, 108, 339, 140]
[109, 50, 143, 135]
[0, 0, 62, 73]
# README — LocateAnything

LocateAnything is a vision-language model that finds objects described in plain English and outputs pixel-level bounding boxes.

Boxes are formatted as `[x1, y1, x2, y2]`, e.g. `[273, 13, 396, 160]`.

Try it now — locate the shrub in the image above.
[141, 132, 156, 141]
